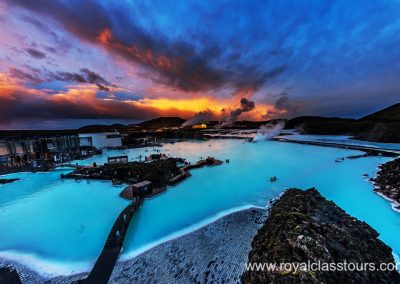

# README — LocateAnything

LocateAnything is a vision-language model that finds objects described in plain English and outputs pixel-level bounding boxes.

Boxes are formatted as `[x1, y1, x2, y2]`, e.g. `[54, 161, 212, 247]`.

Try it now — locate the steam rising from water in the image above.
[220, 98, 256, 127]
[253, 122, 285, 141]
[181, 110, 214, 127]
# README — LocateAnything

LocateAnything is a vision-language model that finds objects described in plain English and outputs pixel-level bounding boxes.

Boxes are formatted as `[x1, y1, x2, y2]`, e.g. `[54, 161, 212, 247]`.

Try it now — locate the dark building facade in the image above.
[0, 134, 80, 169]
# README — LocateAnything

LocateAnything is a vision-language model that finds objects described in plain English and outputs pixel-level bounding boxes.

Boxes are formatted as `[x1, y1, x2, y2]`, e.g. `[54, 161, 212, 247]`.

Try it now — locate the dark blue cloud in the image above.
[4, 0, 400, 121]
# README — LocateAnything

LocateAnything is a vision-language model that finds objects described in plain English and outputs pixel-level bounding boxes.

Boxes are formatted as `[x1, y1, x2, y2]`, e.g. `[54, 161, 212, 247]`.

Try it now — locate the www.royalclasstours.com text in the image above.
[245, 260, 399, 272]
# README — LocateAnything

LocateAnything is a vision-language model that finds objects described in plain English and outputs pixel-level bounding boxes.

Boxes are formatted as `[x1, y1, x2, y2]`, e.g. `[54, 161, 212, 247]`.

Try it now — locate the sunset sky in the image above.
[1, 0, 400, 129]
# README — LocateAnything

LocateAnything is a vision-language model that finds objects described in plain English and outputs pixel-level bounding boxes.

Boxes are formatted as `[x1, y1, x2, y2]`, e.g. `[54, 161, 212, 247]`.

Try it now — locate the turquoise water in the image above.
[0, 168, 129, 276]
[0, 139, 399, 276]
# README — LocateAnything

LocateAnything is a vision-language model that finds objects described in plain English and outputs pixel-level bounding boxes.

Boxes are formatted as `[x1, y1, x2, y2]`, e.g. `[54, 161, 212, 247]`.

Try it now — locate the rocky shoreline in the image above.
[372, 157, 400, 211]
[62, 156, 223, 189]
[61, 158, 184, 187]
[243, 188, 400, 283]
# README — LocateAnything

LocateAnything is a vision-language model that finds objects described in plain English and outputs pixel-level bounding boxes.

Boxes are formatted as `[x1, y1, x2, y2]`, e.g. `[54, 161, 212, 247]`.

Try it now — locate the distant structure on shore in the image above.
[0, 133, 80, 169]
[0, 131, 122, 171]
[192, 123, 207, 129]
[79, 132, 122, 149]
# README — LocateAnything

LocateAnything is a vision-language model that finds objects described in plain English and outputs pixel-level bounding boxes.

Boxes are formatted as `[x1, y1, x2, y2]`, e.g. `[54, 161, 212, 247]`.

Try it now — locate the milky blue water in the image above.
[0, 169, 129, 275]
[0, 139, 399, 277]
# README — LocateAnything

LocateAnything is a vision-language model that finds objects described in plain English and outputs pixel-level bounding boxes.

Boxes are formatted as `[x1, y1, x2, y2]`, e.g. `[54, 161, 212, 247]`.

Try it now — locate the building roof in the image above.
[79, 132, 120, 137]
[132, 180, 152, 188]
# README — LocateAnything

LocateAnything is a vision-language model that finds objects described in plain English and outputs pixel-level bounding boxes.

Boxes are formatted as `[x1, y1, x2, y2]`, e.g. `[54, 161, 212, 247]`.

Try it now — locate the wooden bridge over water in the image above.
[79, 195, 144, 284]
[275, 137, 400, 157]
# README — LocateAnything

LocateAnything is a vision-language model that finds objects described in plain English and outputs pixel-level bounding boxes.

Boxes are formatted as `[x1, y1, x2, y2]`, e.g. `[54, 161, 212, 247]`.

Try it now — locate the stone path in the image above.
[108, 208, 266, 284]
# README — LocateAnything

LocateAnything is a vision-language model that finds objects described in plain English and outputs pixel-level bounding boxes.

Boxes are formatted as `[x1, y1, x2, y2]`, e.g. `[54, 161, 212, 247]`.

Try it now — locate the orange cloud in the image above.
[97, 28, 112, 44]
[97, 28, 180, 75]
[0, 70, 281, 126]
[0, 73, 197, 122]
[139, 97, 221, 113]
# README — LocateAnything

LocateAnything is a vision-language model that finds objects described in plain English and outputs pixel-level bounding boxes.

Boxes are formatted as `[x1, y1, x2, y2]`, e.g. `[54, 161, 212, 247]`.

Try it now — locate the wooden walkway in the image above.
[275, 137, 400, 157]
[79, 196, 144, 284]
[0, 267, 21, 284]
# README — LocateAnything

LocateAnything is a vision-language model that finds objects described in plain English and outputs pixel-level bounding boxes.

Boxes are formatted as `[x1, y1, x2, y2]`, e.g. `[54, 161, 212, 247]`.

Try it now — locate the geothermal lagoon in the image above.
[0, 139, 399, 277]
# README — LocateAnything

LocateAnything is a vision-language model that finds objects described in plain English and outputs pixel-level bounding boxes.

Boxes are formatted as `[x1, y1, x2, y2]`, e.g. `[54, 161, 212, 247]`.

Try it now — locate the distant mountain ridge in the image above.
[285, 103, 400, 142]
[359, 103, 400, 122]
[133, 117, 186, 129]
[285, 116, 355, 133]
[1, 103, 398, 143]
[73, 117, 186, 133]
[78, 124, 127, 133]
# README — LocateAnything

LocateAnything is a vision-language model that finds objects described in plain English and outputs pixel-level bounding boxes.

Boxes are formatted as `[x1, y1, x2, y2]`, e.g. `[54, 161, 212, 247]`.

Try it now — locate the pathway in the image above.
[79, 196, 144, 284]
